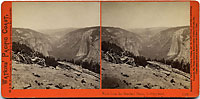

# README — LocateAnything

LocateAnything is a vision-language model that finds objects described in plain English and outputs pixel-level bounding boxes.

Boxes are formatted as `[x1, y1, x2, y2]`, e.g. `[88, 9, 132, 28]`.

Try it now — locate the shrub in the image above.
[134, 56, 148, 67]
[102, 41, 123, 56]
[12, 42, 33, 55]
[44, 56, 58, 67]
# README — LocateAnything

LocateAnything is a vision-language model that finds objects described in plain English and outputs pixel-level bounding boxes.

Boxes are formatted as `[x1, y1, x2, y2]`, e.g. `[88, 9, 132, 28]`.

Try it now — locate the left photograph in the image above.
[12, 2, 100, 89]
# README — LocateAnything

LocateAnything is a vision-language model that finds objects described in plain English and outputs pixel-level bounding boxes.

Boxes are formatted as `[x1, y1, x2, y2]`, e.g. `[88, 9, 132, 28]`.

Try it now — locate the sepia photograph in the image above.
[12, 2, 100, 89]
[101, 2, 190, 89]
[1, 0, 199, 98]
[11, 1, 191, 90]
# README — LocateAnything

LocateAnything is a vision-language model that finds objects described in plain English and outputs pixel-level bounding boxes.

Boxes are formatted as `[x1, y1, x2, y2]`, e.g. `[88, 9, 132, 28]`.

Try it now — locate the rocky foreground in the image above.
[102, 60, 190, 89]
[12, 61, 100, 89]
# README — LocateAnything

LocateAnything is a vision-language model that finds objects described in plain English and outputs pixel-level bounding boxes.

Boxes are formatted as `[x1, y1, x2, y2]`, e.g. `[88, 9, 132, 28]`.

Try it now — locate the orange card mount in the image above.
[1, 1, 199, 98]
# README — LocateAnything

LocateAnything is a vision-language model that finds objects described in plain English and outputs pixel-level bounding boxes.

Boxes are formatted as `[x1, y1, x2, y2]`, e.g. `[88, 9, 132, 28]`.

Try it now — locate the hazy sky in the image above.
[13, 2, 190, 30]
[102, 2, 190, 29]
[12, 2, 100, 30]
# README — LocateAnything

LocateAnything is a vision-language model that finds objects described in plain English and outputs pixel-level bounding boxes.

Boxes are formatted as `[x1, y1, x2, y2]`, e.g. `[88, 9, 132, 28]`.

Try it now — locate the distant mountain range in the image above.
[12, 26, 190, 64]
[39, 28, 79, 40]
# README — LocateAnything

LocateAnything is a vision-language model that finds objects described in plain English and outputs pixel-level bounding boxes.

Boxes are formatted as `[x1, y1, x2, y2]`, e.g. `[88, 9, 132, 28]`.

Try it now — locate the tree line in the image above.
[102, 41, 148, 67]
[66, 59, 100, 74]
[149, 58, 190, 73]
[13, 42, 100, 73]
[12, 42, 58, 67]
[102, 41, 190, 73]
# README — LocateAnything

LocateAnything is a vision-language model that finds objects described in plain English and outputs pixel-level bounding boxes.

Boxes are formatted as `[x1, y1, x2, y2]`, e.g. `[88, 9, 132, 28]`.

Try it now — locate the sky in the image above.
[12, 2, 100, 31]
[102, 2, 190, 29]
[13, 2, 190, 30]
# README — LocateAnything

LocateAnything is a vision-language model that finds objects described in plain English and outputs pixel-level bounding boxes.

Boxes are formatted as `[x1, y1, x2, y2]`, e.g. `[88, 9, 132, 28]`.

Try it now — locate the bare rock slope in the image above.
[102, 61, 190, 89]
[12, 61, 100, 89]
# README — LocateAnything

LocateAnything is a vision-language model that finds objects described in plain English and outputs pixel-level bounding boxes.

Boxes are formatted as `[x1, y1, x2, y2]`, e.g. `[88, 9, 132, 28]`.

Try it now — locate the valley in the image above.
[12, 27, 100, 89]
[12, 25, 190, 89]
[101, 26, 190, 89]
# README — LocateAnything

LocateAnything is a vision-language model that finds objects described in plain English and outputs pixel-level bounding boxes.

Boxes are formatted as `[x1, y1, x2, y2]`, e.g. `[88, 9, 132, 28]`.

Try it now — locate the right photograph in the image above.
[101, 2, 190, 89]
